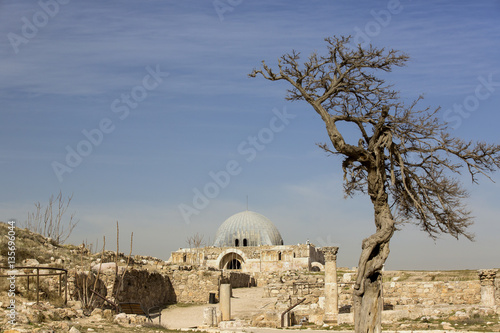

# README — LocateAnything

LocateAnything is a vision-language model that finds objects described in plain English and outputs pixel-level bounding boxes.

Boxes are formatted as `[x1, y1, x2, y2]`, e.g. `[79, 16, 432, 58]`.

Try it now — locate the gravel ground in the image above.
[159, 286, 276, 329]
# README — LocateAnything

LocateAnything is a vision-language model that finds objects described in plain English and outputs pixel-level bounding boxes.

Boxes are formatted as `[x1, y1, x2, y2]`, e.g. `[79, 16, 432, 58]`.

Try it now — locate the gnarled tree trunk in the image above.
[353, 168, 395, 333]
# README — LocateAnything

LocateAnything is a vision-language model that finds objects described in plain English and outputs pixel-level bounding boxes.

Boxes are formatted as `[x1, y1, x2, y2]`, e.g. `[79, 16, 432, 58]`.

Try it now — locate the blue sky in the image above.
[1, 0, 499, 270]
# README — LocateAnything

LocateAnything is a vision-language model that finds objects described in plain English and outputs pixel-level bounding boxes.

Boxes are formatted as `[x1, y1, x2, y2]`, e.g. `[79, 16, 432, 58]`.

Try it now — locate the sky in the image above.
[1, 0, 499, 270]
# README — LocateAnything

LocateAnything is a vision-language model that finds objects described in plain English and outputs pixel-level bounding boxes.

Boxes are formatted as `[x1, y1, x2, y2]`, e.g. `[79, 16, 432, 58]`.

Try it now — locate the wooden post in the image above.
[59, 273, 62, 296]
[36, 267, 40, 304]
[65, 271, 68, 304]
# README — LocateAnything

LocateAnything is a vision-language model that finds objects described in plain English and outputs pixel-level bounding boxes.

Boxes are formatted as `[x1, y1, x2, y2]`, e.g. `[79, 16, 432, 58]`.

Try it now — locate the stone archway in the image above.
[311, 261, 324, 272]
[216, 249, 247, 270]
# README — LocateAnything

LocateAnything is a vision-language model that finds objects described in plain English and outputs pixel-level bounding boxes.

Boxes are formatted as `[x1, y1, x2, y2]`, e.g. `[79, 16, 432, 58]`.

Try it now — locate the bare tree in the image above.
[190, 232, 205, 249]
[186, 232, 205, 265]
[250, 36, 500, 332]
[23, 191, 79, 245]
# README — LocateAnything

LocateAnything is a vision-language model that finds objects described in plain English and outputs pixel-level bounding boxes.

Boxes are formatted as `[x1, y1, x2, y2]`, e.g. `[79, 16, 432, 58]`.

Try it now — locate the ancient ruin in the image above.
[169, 210, 325, 273]
[0, 218, 499, 332]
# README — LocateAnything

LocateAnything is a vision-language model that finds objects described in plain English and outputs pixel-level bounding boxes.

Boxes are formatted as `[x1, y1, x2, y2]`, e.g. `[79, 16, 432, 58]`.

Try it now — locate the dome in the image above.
[213, 210, 284, 247]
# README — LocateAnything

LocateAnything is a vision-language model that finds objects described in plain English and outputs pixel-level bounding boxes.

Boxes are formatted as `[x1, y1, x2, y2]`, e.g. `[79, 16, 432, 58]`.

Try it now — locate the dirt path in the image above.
[158, 286, 276, 329]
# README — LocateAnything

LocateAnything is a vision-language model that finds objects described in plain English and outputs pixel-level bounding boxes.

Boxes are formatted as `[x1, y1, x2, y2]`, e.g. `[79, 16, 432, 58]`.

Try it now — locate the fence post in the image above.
[65, 270, 68, 304]
[36, 267, 40, 304]
[59, 273, 62, 296]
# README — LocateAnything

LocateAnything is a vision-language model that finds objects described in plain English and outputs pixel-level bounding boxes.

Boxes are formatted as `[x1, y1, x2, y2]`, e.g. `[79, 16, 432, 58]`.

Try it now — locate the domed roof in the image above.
[213, 210, 284, 247]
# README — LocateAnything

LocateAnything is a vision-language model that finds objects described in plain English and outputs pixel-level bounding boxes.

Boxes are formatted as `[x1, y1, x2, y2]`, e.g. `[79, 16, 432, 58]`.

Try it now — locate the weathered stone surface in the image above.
[479, 269, 497, 285]
[113, 313, 129, 325]
[69, 327, 81, 333]
[383, 280, 481, 306]
[203, 306, 217, 326]
[478, 269, 497, 306]
[22, 258, 40, 266]
[103, 309, 114, 320]
[441, 321, 455, 330]
[219, 319, 246, 328]
[91, 262, 119, 273]
[115, 269, 175, 309]
[90, 308, 103, 317]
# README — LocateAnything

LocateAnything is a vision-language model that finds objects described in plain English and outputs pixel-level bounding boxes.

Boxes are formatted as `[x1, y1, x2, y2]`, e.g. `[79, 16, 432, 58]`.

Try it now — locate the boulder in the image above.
[69, 327, 81, 333]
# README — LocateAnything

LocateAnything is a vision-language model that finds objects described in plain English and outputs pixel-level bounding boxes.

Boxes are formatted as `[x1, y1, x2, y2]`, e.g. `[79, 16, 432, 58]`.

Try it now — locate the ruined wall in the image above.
[167, 269, 253, 303]
[496, 277, 500, 305]
[263, 271, 324, 297]
[262, 271, 486, 313]
[114, 269, 175, 310]
[169, 269, 221, 303]
[226, 271, 255, 288]
[170, 250, 204, 266]
[254, 269, 322, 287]
[341, 281, 481, 307]
[383, 280, 481, 306]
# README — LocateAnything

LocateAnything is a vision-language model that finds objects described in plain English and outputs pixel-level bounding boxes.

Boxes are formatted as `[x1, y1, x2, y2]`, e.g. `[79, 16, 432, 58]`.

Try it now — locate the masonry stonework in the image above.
[478, 269, 497, 306]
[114, 269, 175, 310]
[169, 244, 325, 273]
[322, 246, 339, 323]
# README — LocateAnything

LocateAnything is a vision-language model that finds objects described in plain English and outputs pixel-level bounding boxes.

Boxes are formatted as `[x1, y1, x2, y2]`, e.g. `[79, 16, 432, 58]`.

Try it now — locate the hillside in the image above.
[0, 221, 171, 332]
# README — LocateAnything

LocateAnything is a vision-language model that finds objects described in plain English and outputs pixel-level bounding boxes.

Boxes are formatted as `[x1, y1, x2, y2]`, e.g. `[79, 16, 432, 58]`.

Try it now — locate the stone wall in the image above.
[114, 269, 175, 310]
[337, 281, 481, 307]
[168, 269, 221, 303]
[383, 280, 481, 306]
[76, 267, 256, 309]
[263, 271, 324, 300]
[167, 268, 254, 303]
[261, 270, 489, 316]
[226, 271, 255, 288]
[496, 277, 500, 305]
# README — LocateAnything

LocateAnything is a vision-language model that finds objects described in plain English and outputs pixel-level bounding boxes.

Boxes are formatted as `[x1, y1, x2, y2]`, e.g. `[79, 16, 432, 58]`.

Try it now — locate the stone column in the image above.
[478, 269, 497, 306]
[220, 283, 231, 321]
[203, 307, 217, 327]
[322, 246, 339, 324]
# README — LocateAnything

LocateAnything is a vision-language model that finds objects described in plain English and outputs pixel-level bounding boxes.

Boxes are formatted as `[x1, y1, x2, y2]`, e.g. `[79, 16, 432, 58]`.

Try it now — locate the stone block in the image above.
[113, 313, 129, 325]
[90, 308, 103, 317]
[219, 320, 245, 329]
[103, 309, 114, 320]
[441, 321, 454, 330]
[68, 300, 82, 310]
[337, 312, 353, 324]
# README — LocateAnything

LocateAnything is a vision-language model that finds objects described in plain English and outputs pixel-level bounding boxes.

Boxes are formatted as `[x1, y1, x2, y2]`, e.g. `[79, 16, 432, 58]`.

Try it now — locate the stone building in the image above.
[169, 210, 326, 273]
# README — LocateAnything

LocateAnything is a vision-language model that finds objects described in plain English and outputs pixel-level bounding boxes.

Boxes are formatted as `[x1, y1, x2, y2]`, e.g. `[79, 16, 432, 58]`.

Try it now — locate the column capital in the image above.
[322, 246, 339, 262]
[478, 269, 497, 286]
